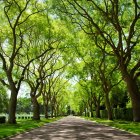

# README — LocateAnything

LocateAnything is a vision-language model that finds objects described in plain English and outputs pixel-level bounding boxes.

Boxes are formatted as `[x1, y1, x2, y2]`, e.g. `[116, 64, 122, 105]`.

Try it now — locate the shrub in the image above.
[100, 110, 108, 118]
[123, 108, 133, 121]
[93, 111, 96, 117]
[98, 108, 133, 121]
[0, 116, 6, 123]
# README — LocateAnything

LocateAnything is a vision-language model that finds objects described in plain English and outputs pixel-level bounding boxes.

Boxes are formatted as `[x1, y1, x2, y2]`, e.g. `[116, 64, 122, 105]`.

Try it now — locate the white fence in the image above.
[0, 114, 45, 121]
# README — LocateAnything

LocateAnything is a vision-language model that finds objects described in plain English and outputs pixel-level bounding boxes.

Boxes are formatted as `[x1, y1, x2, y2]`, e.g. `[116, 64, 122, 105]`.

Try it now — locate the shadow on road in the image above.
[6, 116, 140, 140]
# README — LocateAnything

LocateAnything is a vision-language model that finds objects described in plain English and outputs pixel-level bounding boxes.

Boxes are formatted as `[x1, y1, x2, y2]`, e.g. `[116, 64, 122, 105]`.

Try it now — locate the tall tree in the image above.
[0, 0, 52, 123]
[55, 0, 140, 121]
[0, 84, 8, 113]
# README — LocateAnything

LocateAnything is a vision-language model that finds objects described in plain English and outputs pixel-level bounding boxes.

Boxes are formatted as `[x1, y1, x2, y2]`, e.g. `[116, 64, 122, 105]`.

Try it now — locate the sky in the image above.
[7, 83, 30, 98]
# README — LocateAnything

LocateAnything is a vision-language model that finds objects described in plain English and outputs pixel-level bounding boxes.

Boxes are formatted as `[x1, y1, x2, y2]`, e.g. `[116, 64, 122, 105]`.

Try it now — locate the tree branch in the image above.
[0, 78, 10, 89]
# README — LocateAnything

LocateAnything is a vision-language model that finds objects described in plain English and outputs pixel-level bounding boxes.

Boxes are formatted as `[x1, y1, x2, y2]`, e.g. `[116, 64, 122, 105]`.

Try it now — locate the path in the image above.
[5, 116, 140, 140]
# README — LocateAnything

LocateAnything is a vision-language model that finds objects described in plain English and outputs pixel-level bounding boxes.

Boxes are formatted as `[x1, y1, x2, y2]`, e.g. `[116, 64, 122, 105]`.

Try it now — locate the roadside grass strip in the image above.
[83, 117, 140, 135]
[0, 117, 61, 139]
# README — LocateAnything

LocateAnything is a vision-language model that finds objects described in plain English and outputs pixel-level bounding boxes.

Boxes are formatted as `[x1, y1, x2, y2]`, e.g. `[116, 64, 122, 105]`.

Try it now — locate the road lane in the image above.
[5, 116, 140, 140]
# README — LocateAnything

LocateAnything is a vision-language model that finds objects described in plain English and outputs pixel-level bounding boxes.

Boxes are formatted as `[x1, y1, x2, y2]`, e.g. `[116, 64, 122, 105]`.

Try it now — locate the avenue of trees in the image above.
[53, 0, 140, 121]
[0, 0, 140, 124]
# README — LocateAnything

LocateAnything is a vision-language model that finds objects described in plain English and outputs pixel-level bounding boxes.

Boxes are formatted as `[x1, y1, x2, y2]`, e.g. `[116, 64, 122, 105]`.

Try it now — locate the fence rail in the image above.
[0, 114, 45, 120]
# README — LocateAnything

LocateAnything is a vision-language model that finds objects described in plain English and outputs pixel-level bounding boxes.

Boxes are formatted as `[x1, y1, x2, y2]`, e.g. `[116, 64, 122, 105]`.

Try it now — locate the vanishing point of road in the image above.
[5, 116, 140, 140]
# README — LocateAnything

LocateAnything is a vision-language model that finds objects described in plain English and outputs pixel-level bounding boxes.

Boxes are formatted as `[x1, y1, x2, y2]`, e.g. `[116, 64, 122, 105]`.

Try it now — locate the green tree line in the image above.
[0, 0, 140, 124]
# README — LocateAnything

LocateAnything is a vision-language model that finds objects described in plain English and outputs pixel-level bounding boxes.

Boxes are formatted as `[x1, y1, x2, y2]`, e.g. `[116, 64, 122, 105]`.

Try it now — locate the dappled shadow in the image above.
[5, 116, 140, 140]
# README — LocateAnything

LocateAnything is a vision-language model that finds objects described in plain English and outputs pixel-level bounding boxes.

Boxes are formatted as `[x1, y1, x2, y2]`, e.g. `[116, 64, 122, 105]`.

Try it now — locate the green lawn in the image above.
[0, 117, 61, 139]
[83, 117, 140, 135]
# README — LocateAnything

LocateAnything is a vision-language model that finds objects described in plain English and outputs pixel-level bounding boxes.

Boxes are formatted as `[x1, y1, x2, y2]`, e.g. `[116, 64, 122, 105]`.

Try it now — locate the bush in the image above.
[100, 110, 108, 118]
[123, 108, 133, 121]
[0, 116, 6, 123]
[99, 108, 133, 121]
[89, 108, 133, 120]
[112, 108, 133, 121]
[113, 108, 123, 119]
[93, 111, 96, 117]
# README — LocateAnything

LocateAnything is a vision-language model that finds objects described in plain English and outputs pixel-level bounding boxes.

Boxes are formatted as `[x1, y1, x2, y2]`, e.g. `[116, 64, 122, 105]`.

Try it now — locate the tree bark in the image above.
[51, 105, 54, 118]
[124, 75, 140, 121]
[54, 108, 57, 118]
[105, 93, 113, 120]
[44, 104, 49, 118]
[8, 89, 18, 124]
[87, 106, 90, 117]
[32, 96, 40, 120]
[96, 102, 100, 118]
[56, 105, 59, 117]
[84, 107, 87, 117]
[90, 104, 93, 117]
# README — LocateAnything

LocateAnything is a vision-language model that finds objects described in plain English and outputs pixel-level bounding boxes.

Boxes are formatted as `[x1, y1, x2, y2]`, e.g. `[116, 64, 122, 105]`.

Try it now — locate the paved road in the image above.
[6, 116, 140, 140]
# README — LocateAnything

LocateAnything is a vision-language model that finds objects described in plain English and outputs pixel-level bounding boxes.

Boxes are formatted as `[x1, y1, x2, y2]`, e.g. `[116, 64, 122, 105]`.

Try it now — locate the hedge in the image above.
[112, 108, 132, 120]
[0, 116, 6, 123]
[93, 108, 133, 121]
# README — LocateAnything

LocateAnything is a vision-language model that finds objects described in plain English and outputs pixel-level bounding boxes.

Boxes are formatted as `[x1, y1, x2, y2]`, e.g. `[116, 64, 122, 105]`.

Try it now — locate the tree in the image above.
[0, 84, 8, 113]
[16, 97, 31, 114]
[25, 49, 58, 120]
[0, 0, 52, 123]
[55, 0, 140, 121]
[42, 60, 68, 118]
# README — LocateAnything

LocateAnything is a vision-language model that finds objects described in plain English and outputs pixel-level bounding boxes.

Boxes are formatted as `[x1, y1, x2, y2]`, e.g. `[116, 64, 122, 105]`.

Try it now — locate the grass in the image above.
[0, 117, 61, 139]
[83, 117, 140, 135]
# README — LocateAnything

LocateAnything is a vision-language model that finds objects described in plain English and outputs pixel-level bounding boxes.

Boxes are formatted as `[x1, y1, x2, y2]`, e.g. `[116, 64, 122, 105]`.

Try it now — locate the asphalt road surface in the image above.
[5, 116, 140, 140]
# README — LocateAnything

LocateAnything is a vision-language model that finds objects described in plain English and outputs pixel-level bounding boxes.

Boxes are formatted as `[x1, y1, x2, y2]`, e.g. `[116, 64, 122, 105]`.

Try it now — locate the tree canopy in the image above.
[0, 0, 140, 123]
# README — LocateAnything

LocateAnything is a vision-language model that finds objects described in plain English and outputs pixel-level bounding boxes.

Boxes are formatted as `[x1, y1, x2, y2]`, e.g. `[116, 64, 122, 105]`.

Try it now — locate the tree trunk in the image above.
[51, 105, 54, 118]
[54, 108, 57, 118]
[8, 89, 18, 124]
[96, 102, 100, 118]
[87, 106, 90, 117]
[105, 93, 113, 120]
[44, 104, 49, 118]
[44, 98, 49, 118]
[84, 107, 87, 117]
[120, 65, 140, 122]
[125, 76, 140, 122]
[90, 104, 93, 117]
[32, 96, 40, 120]
[56, 105, 59, 117]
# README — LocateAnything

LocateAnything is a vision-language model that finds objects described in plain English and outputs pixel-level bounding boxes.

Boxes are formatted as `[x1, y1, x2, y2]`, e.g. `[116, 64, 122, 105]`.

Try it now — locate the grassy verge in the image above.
[0, 117, 61, 139]
[83, 117, 140, 135]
